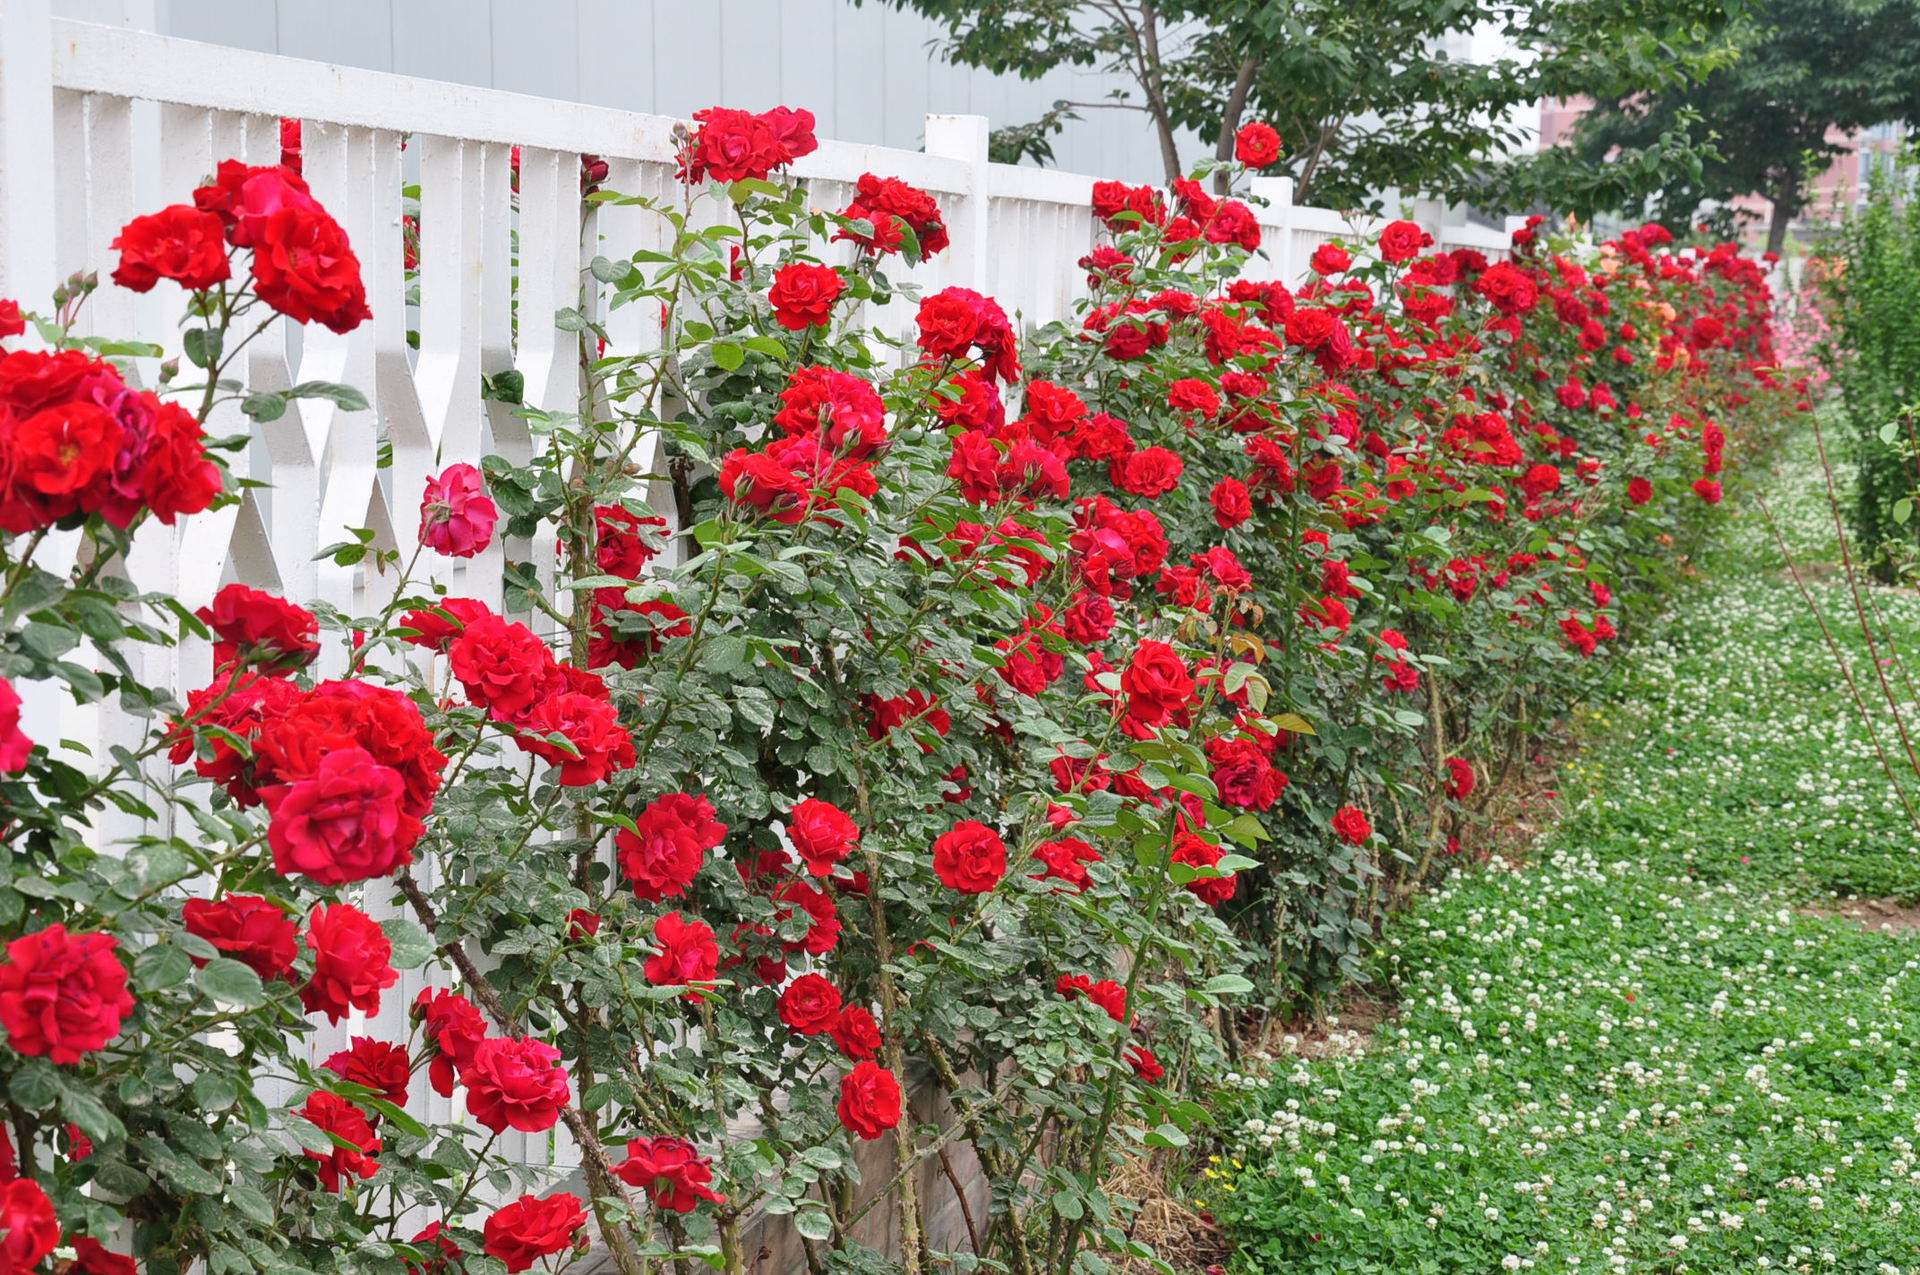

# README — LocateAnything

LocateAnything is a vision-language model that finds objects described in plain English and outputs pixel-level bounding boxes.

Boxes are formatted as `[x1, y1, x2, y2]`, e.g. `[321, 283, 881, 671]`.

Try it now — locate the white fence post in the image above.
[0, 0, 54, 310]
[1251, 175, 1295, 285]
[925, 114, 991, 294]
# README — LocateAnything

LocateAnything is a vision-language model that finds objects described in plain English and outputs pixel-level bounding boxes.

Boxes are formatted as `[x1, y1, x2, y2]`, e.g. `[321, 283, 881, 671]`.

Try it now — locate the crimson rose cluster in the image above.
[0, 102, 1787, 1275]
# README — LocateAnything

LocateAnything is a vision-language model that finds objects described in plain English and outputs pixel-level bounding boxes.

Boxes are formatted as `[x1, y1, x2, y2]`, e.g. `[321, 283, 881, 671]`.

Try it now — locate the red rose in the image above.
[1377, 219, 1430, 265]
[483, 1192, 587, 1274]
[253, 680, 445, 818]
[1206, 736, 1286, 812]
[300, 1091, 381, 1192]
[419, 462, 498, 558]
[615, 1136, 727, 1213]
[1172, 831, 1237, 906]
[1310, 243, 1352, 276]
[1284, 306, 1356, 373]
[182, 894, 298, 981]
[263, 746, 423, 885]
[0, 677, 29, 773]
[449, 615, 555, 719]
[777, 972, 843, 1035]
[836, 172, 949, 257]
[0, 347, 101, 411]
[462, 1036, 570, 1134]
[405, 1222, 463, 1274]
[110, 204, 231, 292]
[1692, 477, 1722, 504]
[932, 820, 1007, 894]
[595, 504, 666, 578]
[414, 988, 488, 1098]
[323, 1035, 412, 1107]
[194, 160, 320, 244]
[1234, 121, 1282, 167]
[1627, 476, 1653, 506]
[775, 366, 887, 457]
[0, 400, 123, 531]
[1127, 1044, 1165, 1083]
[1210, 476, 1253, 529]
[1473, 262, 1539, 316]
[829, 1004, 883, 1060]
[1030, 837, 1101, 892]
[0, 299, 22, 338]
[248, 204, 371, 333]
[69, 1236, 139, 1275]
[0, 1178, 59, 1272]
[1331, 805, 1373, 845]
[515, 687, 635, 786]
[677, 106, 818, 184]
[196, 583, 320, 670]
[399, 596, 492, 651]
[1120, 640, 1193, 734]
[644, 912, 719, 1001]
[300, 903, 398, 1025]
[166, 670, 300, 801]
[133, 398, 222, 524]
[768, 262, 844, 330]
[788, 798, 860, 877]
[1057, 973, 1127, 1022]
[0, 925, 133, 1064]
[1111, 446, 1184, 499]
[618, 793, 726, 901]
[837, 1060, 902, 1140]
[1445, 757, 1476, 800]
[772, 879, 843, 956]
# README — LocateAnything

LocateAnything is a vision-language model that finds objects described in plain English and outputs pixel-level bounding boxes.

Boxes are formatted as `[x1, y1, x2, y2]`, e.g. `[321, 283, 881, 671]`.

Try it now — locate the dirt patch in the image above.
[1108, 1153, 1229, 1274]
[1257, 993, 1394, 1060]
[1781, 560, 1842, 585]
[1801, 896, 1920, 935]
[1470, 724, 1582, 867]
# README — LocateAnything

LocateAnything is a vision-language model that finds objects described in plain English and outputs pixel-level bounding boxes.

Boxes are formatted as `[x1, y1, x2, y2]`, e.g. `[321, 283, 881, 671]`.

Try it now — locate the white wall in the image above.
[53, 0, 1203, 182]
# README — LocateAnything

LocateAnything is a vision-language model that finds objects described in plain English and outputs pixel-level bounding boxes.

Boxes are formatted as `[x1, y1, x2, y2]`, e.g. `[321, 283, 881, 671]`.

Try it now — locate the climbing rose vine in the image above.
[0, 105, 1783, 1274]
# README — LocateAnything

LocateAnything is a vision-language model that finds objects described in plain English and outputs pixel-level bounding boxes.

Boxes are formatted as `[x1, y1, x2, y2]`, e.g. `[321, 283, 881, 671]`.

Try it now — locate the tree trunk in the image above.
[1767, 168, 1799, 257]
[1211, 58, 1262, 194]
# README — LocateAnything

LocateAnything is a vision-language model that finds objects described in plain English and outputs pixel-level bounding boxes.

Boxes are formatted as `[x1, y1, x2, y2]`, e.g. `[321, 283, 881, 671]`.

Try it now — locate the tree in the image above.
[870, 0, 1733, 208]
[1569, 0, 1920, 253]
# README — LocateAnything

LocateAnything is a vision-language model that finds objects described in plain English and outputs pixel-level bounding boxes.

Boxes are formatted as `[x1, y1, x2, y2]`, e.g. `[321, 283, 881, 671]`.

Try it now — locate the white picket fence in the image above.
[0, 0, 1512, 1186]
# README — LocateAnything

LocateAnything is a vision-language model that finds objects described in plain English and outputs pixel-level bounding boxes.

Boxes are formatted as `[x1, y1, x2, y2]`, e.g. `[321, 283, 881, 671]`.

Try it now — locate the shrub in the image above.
[0, 112, 1784, 1274]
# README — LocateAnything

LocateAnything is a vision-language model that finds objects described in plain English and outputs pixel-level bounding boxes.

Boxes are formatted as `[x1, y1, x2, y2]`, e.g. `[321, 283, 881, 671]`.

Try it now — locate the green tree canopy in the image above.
[1568, 0, 1920, 252]
[871, 0, 1736, 209]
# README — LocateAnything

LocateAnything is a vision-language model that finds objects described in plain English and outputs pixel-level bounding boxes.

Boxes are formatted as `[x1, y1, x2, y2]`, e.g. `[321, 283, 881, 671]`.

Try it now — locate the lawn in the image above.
[1213, 424, 1920, 1274]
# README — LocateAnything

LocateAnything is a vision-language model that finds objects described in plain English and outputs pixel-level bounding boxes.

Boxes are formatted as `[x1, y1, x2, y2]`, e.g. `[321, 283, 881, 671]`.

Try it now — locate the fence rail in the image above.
[0, 0, 1513, 1199]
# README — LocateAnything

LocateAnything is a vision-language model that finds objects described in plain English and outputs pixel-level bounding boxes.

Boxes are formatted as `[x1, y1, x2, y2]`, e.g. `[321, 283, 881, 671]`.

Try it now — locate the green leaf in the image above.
[793, 1206, 834, 1241]
[1201, 973, 1254, 997]
[197, 958, 265, 1009]
[712, 341, 745, 371]
[383, 917, 435, 970]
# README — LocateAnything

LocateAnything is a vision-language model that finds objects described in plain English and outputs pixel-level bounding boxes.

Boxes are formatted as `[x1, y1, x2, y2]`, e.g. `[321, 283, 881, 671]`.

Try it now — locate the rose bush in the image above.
[0, 104, 1784, 1275]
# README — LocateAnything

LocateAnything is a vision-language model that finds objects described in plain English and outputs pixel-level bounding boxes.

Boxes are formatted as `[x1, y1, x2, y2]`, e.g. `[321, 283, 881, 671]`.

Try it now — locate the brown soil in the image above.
[1257, 993, 1394, 1060]
[1472, 723, 1583, 867]
[1108, 1152, 1229, 1275]
[1801, 896, 1920, 935]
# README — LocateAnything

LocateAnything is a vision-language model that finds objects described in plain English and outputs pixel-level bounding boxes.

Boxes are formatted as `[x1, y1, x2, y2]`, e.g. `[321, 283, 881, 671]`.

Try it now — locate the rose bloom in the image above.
[0, 298, 23, 338]
[415, 987, 488, 1098]
[677, 105, 817, 184]
[0, 1179, 58, 1273]
[110, 204, 231, 292]
[182, 894, 298, 981]
[462, 1036, 571, 1134]
[1331, 804, 1373, 845]
[1627, 475, 1654, 505]
[768, 262, 844, 330]
[1445, 756, 1476, 800]
[1057, 973, 1127, 1022]
[830, 1004, 883, 1060]
[1310, 242, 1352, 276]
[1120, 640, 1193, 734]
[644, 912, 720, 1001]
[300, 902, 398, 1024]
[787, 797, 860, 877]
[615, 1136, 727, 1213]
[448, 614, 554, 719]
[247, 201, 372, 333]
[323, 1035, 412, 1106]
[419, 462, 499, 558]
[196, 583, 320, 670]
[0, 676, 31, 772]
[515, 687, 636, 787]
[1111, 446, 1183, 499]
[931, 819, 1007, 894]
[1127, 1044, 1165, 1083]
[69, 1236, 139, 1275]
[595, 504, 665, 578]
[837, 1060, 903, 1140]
[263, 745, 423, 885]
[1172, 831, 1237, 906]
[777, 971, 843, 1035]
[1377, 219, 1430, 264]
[0, 924, 134, 1064]
[483, 1192, 588, 1274]
[1210, 476, 1253, 529]
[1234, 121, 1282, 168]
[1030, 837, 1101, 892]
[301, 1091, 381, 1192]
[617, 792, 727, 901]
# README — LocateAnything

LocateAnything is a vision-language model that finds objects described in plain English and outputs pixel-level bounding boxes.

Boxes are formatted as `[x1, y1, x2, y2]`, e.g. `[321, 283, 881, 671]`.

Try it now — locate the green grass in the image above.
[1213, 425, 1920, 1273]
